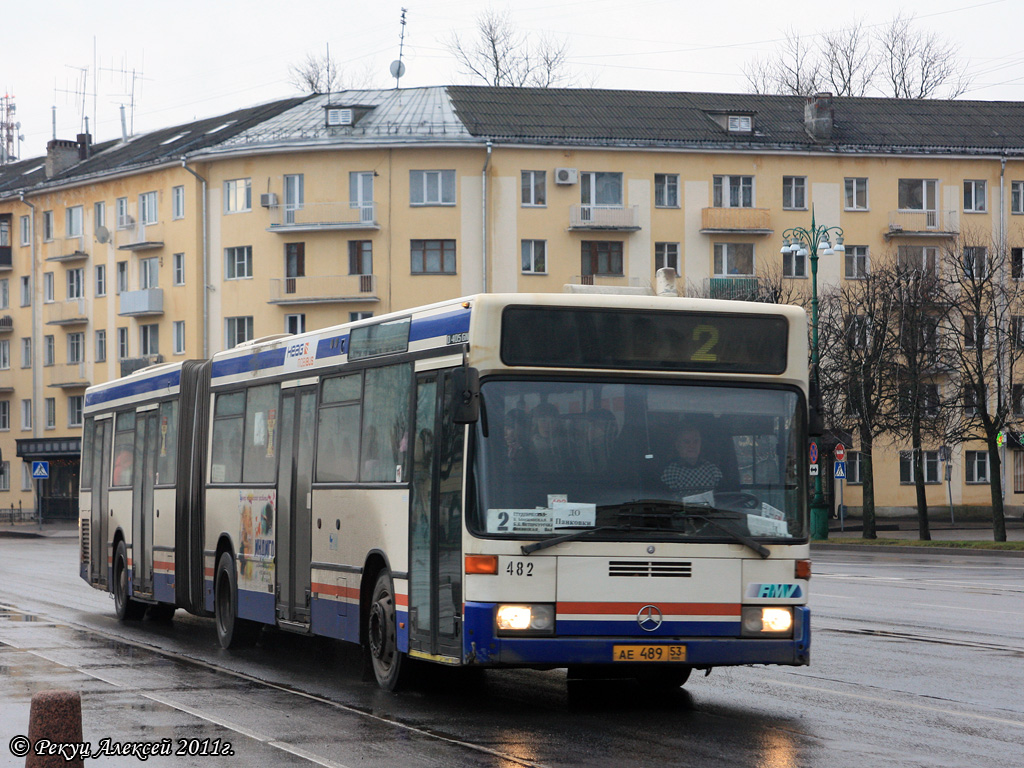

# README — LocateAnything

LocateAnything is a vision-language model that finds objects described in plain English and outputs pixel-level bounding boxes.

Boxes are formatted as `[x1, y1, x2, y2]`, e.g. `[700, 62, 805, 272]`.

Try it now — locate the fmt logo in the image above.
[752, 583, 803, 599]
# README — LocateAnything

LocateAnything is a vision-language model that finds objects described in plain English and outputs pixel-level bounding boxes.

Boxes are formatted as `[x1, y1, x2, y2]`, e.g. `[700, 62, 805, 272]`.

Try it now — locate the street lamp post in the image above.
[782, 209, 844, 541]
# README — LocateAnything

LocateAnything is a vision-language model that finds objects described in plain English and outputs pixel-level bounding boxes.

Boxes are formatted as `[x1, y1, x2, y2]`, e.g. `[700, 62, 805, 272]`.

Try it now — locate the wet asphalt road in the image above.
[0, 538, 1021, 768]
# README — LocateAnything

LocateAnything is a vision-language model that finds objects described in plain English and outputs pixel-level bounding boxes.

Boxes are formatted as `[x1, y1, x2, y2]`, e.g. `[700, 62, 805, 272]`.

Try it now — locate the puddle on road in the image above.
[0, 608, 41, 622]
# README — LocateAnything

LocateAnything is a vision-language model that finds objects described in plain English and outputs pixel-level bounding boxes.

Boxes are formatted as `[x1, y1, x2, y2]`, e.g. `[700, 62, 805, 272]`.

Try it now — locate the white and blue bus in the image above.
[80, 292, 812, 690]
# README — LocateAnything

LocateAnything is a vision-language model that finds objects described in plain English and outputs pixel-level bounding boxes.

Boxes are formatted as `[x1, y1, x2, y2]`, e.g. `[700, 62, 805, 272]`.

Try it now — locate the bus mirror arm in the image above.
[451, 367, 481, 424]
[808, 380, 824, 438]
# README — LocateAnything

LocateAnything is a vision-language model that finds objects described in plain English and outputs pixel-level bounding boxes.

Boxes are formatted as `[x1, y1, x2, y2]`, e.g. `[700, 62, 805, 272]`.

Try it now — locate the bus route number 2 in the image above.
[691, 324, 719, 362]
[506, 560, 534, 577]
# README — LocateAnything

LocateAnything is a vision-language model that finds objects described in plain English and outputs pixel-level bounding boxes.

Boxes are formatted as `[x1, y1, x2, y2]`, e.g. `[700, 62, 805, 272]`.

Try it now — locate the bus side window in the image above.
[112, 411, 136, 486]
[360, 363, 411, 483]
[317, 373, 362, 483]
[243, 384, 281, 483]
[211, 392, 244, 484]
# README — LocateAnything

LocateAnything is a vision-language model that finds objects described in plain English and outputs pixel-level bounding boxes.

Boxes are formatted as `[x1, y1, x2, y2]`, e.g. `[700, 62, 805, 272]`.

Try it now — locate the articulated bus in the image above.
[80, 292, 812, 691]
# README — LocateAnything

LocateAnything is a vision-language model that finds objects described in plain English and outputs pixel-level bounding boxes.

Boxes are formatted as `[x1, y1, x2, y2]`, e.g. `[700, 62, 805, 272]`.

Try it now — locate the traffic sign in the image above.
[834, 461, 847, 479]
[31, 461, 49, 479]
[809, 464, 819, 476]
[834, 443, 846, 462]
[809, 442, 819, 465]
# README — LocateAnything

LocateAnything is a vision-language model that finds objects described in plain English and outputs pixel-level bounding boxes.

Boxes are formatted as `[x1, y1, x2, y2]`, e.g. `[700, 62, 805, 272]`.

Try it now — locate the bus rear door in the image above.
[132, 408, 160, 597]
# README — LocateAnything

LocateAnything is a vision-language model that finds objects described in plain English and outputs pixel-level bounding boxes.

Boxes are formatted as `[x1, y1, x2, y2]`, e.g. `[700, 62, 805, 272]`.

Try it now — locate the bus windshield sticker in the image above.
[487, 504, 597, 534]
[551, 501, 596, 528]
[746, 514, 788, 537]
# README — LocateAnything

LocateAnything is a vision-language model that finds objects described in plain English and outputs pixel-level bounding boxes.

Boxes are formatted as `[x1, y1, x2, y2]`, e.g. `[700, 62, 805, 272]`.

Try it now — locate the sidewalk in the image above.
[0, 519, 78, 538]
[827, 514, 1024, 541]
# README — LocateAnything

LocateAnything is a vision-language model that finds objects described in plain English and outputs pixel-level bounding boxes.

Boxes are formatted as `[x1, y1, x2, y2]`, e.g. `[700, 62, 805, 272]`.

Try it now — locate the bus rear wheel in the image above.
[113, 540, 145, 621]
[367, 571, 406, 691]
[214, 552, 260, 649]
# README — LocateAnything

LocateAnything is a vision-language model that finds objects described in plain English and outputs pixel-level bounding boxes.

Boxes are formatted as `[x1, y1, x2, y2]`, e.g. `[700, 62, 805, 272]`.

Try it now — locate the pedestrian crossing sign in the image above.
[32, 461, 49, 479]
[834, 461, 847, 479]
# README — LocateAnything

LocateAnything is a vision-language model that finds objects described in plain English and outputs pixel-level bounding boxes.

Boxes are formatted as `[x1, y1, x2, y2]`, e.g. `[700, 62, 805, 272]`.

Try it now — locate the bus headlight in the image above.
[496, 604, 555, 635]
[741, 606, 793, 637]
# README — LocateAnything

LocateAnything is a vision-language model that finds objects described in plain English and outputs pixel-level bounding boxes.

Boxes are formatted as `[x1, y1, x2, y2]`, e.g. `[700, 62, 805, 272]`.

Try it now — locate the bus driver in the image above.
[661, 424, 723, 498]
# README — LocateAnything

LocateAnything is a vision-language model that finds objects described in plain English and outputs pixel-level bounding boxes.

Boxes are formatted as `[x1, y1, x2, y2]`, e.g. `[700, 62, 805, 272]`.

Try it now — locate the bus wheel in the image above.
[113, 541, 145, 621]
[214, 552, 260, 649]
[367, 571, 405, 691]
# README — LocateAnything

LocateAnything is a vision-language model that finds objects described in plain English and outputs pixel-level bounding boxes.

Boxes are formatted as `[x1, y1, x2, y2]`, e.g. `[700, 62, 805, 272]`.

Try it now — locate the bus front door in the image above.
[130, 410, 159, 597]
[89, 417, 112, 587]
[276, 385, 316, 627]
[409, 371, 465, 660]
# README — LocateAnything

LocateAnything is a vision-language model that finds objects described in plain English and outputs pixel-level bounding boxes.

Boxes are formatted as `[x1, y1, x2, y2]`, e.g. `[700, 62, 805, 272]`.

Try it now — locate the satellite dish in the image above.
[389, 60, 406, 79]
[95, 225, 110, 244]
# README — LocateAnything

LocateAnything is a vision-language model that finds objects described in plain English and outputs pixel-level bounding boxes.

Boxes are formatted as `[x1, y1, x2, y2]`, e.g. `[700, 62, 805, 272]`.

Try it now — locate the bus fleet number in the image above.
[506, 561, 534, 577]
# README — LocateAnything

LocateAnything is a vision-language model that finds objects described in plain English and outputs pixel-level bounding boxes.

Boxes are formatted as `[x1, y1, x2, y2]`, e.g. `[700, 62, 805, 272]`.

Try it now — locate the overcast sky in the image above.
[3, 0, 1021, 159]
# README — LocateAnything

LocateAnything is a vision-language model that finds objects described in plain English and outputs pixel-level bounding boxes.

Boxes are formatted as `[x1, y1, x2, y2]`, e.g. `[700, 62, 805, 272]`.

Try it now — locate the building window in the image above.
[654, 242, 679, 274]
[654, 174, 679, 208]
[965, 450, 989, 483]
[582, 172, 624, 207]
[410, 170, 456, 206]
[848, 451, 862, 484]
[964, 382, 986, 416]
[225, 316, 253, 348]
[285, 314, 305, 335]
[224, 179, 251, 213]
[898, 179, 938, 211]
[712, 175, 754, 208]
[225, 246, 253, 279]
[19, 215, 29, 245]
[20, 337, 30, 368]
[897, 245, 938, 277]
[66, 205, 84, 237]
[350, 312, 373, 322]
[173, 253, 185, 285]
[0, 461, 8, 491]
[581, 241, 624, 277]
[95, 330, 106, 363]
[140, 324, 159, 356]
[116, 261, 128, 294]
[43, 335, 54, 366]
[0, 340, 8, 370]
[0, 278, 8, 309]
[117, 327, 129, 359]
[783, 245, 807, 278]
[284, 174, 305, 224]
[962, 247, 988, 280]
[845, 245, 869, 279]
[410, 239, 456, 274]
[348, 241, 372, 275]
[172, 186, 185, 219]
[713, 243, 754, 276]
[95, 265, 106, 297]
[173, 321, 185, 355]
[67, 332, 84, 364]
[845, 178, 869, 210]
[521, 240, 547, 274]
[965, 316, 987, 349]
[728, 115, 752, 132]
[45, 398, 56, 430]
[782, 176, 807, 210]
[1012, 181, 1024, 215]
[963, 180, 987, 213]
[1013, 384, 1024, 418]
[42, 211, 54, 241]
[21, 399, 32, 431]
[1016, 451, 1024, 494]
[116, 197, 130, 229]
[67, 268, 84, 300]
[900, 450, 940, 484]
[43, 272, 54, 303]
[521, 171, 546, 207]
[21, 463, 31, 491]
[68, 395, 83, 427]
[0, 401, 8, 431]
[94, 201, 105, 230]
[19, 276, 30, 307]
[140, 257, 159, 289]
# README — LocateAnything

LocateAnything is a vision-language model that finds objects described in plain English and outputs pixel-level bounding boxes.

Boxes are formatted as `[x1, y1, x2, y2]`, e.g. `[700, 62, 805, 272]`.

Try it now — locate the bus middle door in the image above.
[131, 408, 160, 597]
[409, 371, 465, 660]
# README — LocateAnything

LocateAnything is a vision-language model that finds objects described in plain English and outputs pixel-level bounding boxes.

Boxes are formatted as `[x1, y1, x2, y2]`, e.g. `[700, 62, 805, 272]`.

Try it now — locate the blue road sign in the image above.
[834, 461, 847, 479]
[32, 461, 49, 479]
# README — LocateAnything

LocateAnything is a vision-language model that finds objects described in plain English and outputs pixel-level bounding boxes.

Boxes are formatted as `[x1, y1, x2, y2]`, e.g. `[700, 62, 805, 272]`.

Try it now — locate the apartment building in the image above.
[1, 86, 1022, 519]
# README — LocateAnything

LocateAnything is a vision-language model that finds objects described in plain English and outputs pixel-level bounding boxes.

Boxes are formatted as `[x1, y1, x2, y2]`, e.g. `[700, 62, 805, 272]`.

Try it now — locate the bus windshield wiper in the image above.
[607, 500, 771, 559]
[520, 524, 668, 555]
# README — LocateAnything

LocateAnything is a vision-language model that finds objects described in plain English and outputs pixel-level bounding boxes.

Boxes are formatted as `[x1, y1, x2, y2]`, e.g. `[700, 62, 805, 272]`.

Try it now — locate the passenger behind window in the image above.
[580, 408, 618, 473]
[530, 402, 568, 472]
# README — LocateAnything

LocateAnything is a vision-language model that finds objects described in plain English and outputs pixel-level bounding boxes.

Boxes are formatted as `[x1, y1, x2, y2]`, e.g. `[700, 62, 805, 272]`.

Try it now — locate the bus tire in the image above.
[214, 552, 260, 649]
[113, 540, 146, 621]
[367, 570, 406, 691]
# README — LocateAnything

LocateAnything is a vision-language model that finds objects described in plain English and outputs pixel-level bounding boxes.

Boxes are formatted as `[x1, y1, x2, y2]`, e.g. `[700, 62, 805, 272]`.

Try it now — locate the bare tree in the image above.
[875, 13, 972, 99]
[446, 9, 573, 88]
[820, 18, 878, 97]
[743, 28, 822, 96]
[288, 52, 379, 94]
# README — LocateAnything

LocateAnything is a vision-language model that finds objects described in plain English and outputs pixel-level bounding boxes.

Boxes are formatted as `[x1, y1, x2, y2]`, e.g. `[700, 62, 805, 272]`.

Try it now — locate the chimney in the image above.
[76, 133, 91, 160]
[804, 92, 834, 141]
[45, 139, 80, 178]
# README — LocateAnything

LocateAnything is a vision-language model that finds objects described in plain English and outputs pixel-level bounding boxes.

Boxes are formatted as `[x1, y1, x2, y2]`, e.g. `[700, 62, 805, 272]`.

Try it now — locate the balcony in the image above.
[119, 288, 164, 317]
[705, 277, 762, 301]
[117, 221, 165, 251]
[47, 362, 89, 389]
[0, 246, 11, 270]
[120, 355, 164, 377]
[268, 274, 378, 305]
[700, 208, 773, 235]
[44, 299, 88, 326]
[886, 210, 959, 239]
[267, 202, 379, 232]
[570, 275, 649, 290]
[0, 316, 12, 333]
[0, 370, 13, 393]
[569, 205, 640, 231]
[45, 236, 89, 262]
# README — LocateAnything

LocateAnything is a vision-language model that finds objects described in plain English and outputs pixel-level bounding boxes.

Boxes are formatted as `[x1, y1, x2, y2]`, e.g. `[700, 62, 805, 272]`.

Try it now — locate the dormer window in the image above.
[728, 115, 753, 132]
[326, 107, 354, 126]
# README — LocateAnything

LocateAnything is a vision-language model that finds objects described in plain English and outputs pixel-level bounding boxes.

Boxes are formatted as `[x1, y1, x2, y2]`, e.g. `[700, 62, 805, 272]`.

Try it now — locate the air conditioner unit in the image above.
[260, 193, 278, 208]
[555, 167, 578, 185]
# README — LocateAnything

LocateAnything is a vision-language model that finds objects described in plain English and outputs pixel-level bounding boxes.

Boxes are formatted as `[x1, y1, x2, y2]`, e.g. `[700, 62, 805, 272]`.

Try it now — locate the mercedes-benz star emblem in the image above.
[637, 604, 663, 632]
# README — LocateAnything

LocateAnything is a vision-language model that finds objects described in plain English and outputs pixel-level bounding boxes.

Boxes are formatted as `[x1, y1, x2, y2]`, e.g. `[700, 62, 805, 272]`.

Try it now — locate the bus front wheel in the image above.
[214, 552, 260, 649]
[367, 571, 406, 691]
[113, 540, 145, 621]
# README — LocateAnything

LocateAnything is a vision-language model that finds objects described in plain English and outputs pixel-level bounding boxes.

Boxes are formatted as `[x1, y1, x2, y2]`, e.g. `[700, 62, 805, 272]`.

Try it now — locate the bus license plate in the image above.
[612, 645, 686, 662]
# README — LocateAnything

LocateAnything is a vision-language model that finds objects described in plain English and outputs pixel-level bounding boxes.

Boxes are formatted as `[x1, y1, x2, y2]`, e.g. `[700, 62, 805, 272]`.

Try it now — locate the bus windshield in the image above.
[470, 379, 806, 542]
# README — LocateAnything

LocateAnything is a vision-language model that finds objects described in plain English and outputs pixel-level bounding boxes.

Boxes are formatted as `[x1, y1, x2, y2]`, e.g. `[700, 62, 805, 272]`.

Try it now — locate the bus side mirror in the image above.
[451, 367, 480, 424]
[808, 380, 824, 438]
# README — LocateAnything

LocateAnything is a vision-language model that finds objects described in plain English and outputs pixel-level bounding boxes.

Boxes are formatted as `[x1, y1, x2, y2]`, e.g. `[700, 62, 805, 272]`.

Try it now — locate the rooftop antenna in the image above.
[390, 8, 408, 89]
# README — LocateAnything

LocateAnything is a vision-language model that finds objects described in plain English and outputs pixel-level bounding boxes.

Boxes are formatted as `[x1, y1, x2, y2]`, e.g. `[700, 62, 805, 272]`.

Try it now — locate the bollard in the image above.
[25, 689, 83, 768]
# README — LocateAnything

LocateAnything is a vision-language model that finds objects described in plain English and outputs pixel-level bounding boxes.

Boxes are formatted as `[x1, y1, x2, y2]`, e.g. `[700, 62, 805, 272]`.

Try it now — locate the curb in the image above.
[812, 542, 1024, 557]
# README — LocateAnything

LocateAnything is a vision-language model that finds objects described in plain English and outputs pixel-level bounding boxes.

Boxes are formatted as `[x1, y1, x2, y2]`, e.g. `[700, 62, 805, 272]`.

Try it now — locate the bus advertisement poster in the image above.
[239, 490, 276, 586]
